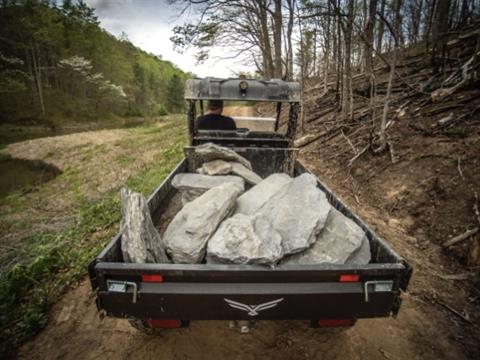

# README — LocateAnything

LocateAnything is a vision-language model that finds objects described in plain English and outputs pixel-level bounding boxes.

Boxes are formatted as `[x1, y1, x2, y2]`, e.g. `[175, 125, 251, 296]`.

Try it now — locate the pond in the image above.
[0, 157, 61, 198]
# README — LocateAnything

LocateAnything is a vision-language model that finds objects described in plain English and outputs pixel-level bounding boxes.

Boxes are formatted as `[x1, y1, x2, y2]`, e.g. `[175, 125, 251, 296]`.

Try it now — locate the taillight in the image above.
[339, 274, 360, 282]
[142, 274, 164, 283]
[148, 319, 183, 328]
[317, 319, 355, 327]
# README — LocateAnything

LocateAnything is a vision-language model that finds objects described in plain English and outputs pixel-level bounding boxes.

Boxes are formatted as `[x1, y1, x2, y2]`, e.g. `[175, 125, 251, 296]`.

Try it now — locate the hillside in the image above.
[295, 22, 480, 357]
[0, 1, 189, 126]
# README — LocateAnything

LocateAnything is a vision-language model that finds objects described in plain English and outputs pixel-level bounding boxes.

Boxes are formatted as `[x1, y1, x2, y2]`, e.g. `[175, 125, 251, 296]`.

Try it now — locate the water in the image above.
[0, 158, 61, 198]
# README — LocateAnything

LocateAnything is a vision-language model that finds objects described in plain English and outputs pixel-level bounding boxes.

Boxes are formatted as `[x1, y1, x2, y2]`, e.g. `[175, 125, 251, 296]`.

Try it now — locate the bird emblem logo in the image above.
[224, 298, 284, 316]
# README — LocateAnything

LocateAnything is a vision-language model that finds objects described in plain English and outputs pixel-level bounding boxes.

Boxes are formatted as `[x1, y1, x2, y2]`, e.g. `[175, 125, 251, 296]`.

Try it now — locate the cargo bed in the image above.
[89, 151, 412, 325]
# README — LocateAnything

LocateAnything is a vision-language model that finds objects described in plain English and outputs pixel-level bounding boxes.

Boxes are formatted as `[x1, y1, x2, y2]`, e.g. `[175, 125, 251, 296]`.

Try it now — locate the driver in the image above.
[196, 100, 237, 130]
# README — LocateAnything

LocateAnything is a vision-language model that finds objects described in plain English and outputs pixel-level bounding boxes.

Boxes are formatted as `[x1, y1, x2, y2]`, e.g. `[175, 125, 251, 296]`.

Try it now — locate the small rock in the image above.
[172, 173, 245, 204]
[195, 142, 252, 170]
[202, 160, 232, 175]
[164, 183, 243, 263]
[282, 208, 369, 265]
[230, 162, 263, 185]
[257, 173, 331, 255]
[207, 213, 283, 265]
[120, 187, 169, 263]
[236, 173, 292, 215]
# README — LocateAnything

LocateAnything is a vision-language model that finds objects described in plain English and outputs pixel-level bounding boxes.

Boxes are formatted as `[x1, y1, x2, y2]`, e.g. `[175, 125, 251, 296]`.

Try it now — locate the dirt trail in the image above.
[19, 279, 463, 360]
[223, 106, 255, 117]
[18, 164, 475, 360]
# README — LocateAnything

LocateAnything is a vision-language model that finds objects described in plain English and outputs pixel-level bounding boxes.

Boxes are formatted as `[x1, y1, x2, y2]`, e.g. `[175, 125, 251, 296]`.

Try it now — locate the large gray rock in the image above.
[171, 173, 245, 204]
[282, 208, 370, 265]
[202, 160, 232, 175]
[257, 173, 331, 255]
[195, 142, 252, 170]
[120, 188, 169, 263]
[230, 162, 263, 185]
[164, 183, 243, 263]
[206, 213, 283, 265]
[236, 173, 292, 215]
[346, 236, 371, 265]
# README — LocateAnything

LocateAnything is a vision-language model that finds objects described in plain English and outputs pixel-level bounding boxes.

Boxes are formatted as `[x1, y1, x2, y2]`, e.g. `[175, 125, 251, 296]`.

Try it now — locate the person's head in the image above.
[207, 100, 224, 115]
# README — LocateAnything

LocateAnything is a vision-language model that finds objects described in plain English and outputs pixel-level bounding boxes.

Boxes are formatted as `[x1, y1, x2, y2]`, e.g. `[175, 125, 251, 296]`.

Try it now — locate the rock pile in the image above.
[120, 143, 371, 266]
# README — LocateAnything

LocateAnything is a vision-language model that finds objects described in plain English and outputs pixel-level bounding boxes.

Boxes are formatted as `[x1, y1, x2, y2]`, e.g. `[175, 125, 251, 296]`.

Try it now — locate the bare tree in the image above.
[377, 0, 403, 152]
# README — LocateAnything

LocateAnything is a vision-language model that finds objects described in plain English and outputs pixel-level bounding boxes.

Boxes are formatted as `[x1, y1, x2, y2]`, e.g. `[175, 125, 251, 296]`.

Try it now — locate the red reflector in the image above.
[318, 319, 355, 327]
[142, 274, 164, 283]
[148, 319, 182, 328]
[339, 274, 360, 282]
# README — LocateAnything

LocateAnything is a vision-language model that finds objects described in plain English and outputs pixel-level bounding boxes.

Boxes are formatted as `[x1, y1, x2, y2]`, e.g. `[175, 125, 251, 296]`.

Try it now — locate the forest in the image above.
[0, 0, 189, 125]
[172, 0, 479, 150]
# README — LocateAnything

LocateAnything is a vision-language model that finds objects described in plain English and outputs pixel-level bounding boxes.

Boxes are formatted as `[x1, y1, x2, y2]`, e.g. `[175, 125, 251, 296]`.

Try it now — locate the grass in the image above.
[0, 117, 186, 356]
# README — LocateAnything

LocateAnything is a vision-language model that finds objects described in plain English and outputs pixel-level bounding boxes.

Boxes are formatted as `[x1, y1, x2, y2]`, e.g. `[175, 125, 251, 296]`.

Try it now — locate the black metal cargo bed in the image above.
[89, 152, 412, 324]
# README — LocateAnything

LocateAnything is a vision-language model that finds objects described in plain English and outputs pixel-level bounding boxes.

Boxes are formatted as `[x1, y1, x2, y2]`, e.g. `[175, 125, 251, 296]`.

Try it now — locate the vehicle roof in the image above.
[184, 77, 300, 102]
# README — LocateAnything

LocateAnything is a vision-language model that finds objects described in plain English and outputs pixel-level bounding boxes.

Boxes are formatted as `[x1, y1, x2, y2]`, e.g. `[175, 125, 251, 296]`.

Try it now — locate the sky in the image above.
[84, 0, 255, 78]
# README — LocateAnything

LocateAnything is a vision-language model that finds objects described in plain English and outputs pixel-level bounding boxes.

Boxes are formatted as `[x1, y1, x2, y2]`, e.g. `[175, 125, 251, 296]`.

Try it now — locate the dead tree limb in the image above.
[443, 227, 480, 247]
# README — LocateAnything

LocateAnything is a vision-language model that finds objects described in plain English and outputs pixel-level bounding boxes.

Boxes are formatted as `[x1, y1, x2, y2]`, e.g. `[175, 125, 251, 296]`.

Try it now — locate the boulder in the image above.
[345, 236, 371, 265]
[171, 173, 245, 205]
[164, 183, 243, 263]
[282, 208, 369, 265]
[195, 142, 252, 170]
[120, 187, 169, 263]
[207, 213, 283, 265]
[202, 160, 232, 176]
[230, 162, 263, 185]
[236, 173, 292, 215]
[257, 173, 331, 255]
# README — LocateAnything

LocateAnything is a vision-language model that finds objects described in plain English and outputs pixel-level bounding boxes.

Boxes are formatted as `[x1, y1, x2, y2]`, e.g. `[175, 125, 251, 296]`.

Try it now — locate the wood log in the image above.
[443, 227, 479, 247]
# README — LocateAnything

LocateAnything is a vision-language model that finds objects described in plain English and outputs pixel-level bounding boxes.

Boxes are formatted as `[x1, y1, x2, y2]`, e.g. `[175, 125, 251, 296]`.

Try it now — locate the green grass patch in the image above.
[0, 119, 186, 356]
[116, 155, 136, 166]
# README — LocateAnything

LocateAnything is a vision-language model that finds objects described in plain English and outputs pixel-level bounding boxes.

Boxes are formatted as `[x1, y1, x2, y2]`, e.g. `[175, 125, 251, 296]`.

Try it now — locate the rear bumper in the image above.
[97, 280, 398, 320]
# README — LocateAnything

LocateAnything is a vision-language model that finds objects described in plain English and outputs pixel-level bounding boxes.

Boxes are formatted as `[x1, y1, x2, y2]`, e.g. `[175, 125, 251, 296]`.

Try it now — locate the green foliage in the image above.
[154, 103, 168, 116]
[0, 122, 186, 356]
[166, 74, 185, 112]
[0, 1, 190, 122]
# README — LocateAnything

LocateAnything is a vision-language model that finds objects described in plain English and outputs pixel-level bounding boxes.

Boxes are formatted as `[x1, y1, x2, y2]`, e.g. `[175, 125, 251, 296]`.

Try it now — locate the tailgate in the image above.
[94, 263, 406, 320]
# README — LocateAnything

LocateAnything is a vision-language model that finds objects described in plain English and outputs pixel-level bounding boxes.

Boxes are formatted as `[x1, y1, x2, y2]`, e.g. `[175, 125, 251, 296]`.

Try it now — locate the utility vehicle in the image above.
[89, 77, 412, 331]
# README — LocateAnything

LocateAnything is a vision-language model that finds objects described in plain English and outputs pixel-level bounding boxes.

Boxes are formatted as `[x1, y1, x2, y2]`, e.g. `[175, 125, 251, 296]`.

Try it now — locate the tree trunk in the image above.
[376, 0, 386, 53]
[273, 0, 283, 78]
[286, 0, 295, 81]
[342, 0, 355, 121]
[30, 41, 45, 115]
[432, 0, 451, 74]
[259, 1, 274, 79]
[323, 0, 331, 92]
[364, 0, 377, 122]
[425, 0, 437, 51]
[298, 5, 306, 134]
[378, 0, 402, 152]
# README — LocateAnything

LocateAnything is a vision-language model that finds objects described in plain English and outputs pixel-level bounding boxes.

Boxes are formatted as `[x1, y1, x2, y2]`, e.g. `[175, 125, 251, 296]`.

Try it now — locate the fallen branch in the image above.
[443, 227, 479, 247]
[474, 192, 480, 225]
[457, 157, 465, 182]
[436, 299, 473, 325]
[431, 48, 480, 103]
[348, 144, 369, 167]
[341, 129, 358, 154]
[294, 126, 345, 148]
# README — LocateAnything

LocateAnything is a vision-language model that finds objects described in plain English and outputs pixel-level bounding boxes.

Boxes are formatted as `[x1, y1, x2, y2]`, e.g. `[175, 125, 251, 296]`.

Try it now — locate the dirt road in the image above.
[6, 121, 478, 359]
[18, 279, 464, 360]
